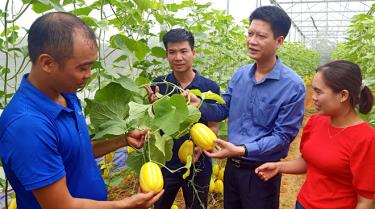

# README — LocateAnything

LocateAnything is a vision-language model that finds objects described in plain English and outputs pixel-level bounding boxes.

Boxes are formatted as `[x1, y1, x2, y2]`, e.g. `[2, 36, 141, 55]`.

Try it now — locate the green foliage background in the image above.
[0, 0, 320, 195]
[331, 4, 375, 125]
[0, 0, 319, 108]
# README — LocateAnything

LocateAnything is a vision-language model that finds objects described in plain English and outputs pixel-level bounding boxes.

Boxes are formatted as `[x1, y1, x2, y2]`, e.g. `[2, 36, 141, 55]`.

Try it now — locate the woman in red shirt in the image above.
[255, 60, 375, 209]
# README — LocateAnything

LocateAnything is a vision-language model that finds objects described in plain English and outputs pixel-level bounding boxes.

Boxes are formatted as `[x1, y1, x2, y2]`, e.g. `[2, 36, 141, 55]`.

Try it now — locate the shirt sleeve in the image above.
[350, 131, 375, 199]
[300, 115, 317, 154]
[3, 115, 65, 191]
[245, 82, 306, 157]
[199, 71, 239, 122]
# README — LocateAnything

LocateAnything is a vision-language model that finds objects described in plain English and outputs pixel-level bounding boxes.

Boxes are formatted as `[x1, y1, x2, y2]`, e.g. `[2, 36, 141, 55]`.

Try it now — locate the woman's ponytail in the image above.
[358, 85, 374, 114]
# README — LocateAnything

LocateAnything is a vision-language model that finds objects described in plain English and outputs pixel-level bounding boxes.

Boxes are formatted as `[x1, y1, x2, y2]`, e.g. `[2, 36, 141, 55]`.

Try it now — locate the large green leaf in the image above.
[85, 100, 123, 130]
[127, 102, 155, 129]
[79, 15, 98, 27]
[37, 0, 65, 11]
[147, 132, 173, 165]
[71, 7, 92, 16]
[114, 76, 142, 93]
[93, 119, 128, 140]
[153, 132, 172, 159]
[151, 47, 166, 58]
[110, 34, 150, 60]
[31, 2, 53, 13]
[134, 0, 159, 10]
[153, 94, 189, 135]
[94, 83, 132, 118]
[128, 102, 152, 121]
[175, 105, 201, 138]
[110, 34, 128, 50]
[123, 38, 150, 60]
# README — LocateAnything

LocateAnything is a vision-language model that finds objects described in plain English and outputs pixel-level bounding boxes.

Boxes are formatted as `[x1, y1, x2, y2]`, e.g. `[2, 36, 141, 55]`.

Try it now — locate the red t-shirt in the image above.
[297, 115, 375, 209]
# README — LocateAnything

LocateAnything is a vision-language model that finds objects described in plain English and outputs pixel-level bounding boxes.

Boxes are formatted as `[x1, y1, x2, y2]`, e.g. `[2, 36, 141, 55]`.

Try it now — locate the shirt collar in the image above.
[19, 74, 69, 118]
[249, 57, 282, 82]
[169, 69, 201, 89]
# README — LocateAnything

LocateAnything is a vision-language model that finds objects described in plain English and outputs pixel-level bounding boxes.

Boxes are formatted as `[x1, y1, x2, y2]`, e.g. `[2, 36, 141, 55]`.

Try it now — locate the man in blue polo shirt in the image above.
[146, 28, 220, 209]
[189, 6, 306, 209]
[0, 12, 163, 209]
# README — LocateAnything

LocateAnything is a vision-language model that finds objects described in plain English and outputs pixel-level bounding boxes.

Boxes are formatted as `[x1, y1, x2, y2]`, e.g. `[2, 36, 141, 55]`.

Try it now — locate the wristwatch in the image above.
[240, 144, 248, 157]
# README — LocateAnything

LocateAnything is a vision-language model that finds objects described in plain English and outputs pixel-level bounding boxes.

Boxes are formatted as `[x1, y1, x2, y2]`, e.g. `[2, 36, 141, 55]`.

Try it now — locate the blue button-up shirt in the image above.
[200, 59, 305, 161]
[0, 74, 107, 209]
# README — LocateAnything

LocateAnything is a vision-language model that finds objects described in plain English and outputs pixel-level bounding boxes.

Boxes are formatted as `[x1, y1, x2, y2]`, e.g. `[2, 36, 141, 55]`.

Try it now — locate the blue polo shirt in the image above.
[200, 58, 305, 161]
[0, 74, 107, 209]
[153, 70, 220, 177]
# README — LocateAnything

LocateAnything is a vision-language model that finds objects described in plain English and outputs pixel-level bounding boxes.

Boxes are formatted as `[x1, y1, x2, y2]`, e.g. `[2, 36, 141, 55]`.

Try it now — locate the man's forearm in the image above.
[92, 135, 127, 158]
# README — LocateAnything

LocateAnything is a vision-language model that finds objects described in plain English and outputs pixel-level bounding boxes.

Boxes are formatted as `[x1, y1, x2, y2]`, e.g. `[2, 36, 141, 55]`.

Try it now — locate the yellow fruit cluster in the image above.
[209, 164, 225, 194]
[139, 123, 217, 194]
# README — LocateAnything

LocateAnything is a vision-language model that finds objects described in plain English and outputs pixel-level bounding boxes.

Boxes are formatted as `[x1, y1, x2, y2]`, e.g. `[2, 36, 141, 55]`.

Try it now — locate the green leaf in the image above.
[175, 105, 201, 138]
[148, 132, 174, 164]
[93, 120, 128, 140]
[163, 136, 174, 161]
[7, 31, 18, 44]
[202, 91, 225, 104]
[126, 150, 145, 174]
[189, 89, 202, 97]
[128, 102, 152, 121]
[135, 76, 151, 86]
[37, 0, 65, 11]
[1, 25, 20, 37]
[109, 35, 150, 60]
[94, 83, 132, 117]
[79, 15, 98, 27]
[153, 13, 164, 24]
[189, 89, 224, 104]
[134, 0, 159, 10]
[124, 38, 150, 60]
[32, 2, 53, 13]
[153, 95, 189, 135]
[72, 7, 93, 16]
[151, 47, 166, 58]
[113, 55, 128, 63]
[218, 120, 228, 138]
[152, 132, 166, 158]
[85, 82, 134, 134]
[110, 34, 127, 50]
[115, 76, 142, 93]
[85, 100, 123, 130]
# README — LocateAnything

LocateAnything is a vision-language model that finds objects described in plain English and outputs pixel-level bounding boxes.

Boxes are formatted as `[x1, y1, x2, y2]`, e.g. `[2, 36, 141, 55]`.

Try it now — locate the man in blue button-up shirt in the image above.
[191, 6, 306, 209]
[0, 12, 163, 209]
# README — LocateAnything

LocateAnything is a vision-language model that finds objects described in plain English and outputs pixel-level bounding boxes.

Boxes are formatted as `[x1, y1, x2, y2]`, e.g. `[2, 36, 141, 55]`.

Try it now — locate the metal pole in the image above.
[227, 0, 230, 14]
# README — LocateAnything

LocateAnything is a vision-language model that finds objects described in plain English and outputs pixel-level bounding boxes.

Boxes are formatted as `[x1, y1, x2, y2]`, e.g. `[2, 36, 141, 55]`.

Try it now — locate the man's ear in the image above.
[276, 36, 285, 49]
[37, 54, 58, 73]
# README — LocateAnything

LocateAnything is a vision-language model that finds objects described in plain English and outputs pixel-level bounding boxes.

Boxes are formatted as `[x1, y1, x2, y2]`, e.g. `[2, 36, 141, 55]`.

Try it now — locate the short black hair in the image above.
[249, 6, 291, 38]
[28, 12, 97, 67]
[162, 28, 195, 50]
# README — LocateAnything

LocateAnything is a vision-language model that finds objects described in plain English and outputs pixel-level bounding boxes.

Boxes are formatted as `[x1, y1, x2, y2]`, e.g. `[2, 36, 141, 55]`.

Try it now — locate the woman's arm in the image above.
[255, 156, 307, 181]
[355, 195, 374, 209]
